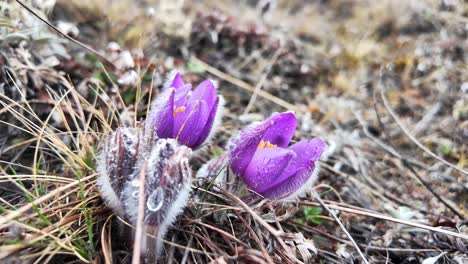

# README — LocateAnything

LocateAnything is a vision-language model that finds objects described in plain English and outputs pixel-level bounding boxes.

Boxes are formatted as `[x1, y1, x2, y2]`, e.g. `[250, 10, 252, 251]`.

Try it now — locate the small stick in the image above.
[311, 190, 370, 264]
[234, 210, 275, 264]
[132, 161, 148, 264]
[15, 0, 115, 69]
[378, 69, 467, 176]
[223, 191, 300, 263]
[101, 215, 114, 264]
[243, 47, 283, 114]
[376, 69, 466, 219]
[291, 220, 440, 253]
[189, 219, 248, 247]
[191, 56, 298, 112]
[180, 226, 195, 264]
[299, 200, 468, 241]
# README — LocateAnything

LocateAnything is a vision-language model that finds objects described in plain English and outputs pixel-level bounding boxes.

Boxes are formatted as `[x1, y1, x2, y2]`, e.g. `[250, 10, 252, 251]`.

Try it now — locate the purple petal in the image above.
[192, 96, 220, 148]
[228, 112, 297, 176]
[289, 138, 327, 164]
[174, 84, 191, 107]
[272, 138, 326, 187]
[164, 71, 185, 89]
[228, 120, 275, 176]
[152, 89, 175, 138]
[149, 72, 189, 132]
[262, 112, 297, 147]
[165, 71, 191, 107]
[190, 80, 217, 107]
[182, 80, 218, 147]
[261, 138, 326, 199]
[261, 163, 318, 199]
[172, 94, 198, 138]
[243, 147, 295, 194]
[171, 80, 217, 142]
[173, 100, 210, 148]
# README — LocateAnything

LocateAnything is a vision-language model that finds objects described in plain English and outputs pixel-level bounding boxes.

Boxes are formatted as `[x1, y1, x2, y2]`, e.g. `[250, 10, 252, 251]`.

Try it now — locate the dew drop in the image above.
[130, 179, 140, 187]
[132, 190, 139, 198]
[147, 187, 164, 212]
[111, 145, 119, 153]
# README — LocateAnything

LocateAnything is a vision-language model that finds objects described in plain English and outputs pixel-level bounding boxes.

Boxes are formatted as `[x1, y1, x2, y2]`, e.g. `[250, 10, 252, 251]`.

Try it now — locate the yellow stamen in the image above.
[173, 106, 186, 116]
[258, 140, 276, 149]
[176, 100, 202, 140]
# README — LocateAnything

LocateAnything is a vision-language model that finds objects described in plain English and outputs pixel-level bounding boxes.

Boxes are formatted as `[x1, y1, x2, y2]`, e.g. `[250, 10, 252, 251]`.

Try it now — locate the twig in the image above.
[243, 47, 283, 114]
[403, 161, 466, 219]
[299, 200, 468, 241]
[223, 191, 301, 263]
[187, 219, 248, 247]
[180, 226, 195, 264]
[234, 210, 275, 264]
[101, 215, 114, 264]
[290, 220, 440, 253]
[191, 56, 298, 111]
[375, 70, 466, 219]
[132, 161, 148, 264]
[15, 0, 115, 69]
[377, 69, 467, 176]
[311, 190, 370, 264]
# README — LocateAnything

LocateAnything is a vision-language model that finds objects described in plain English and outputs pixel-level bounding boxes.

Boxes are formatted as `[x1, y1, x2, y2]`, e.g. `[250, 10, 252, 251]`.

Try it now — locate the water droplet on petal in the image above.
[130, 179, 140, 187]
[132, 191, 139, 198]
[147, 187, 164, 212]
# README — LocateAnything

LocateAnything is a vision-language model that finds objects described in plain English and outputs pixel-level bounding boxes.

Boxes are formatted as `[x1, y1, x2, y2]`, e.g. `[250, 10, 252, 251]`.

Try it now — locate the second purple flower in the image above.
[228, 112, 327, 199]
[149, 71, 224, 149]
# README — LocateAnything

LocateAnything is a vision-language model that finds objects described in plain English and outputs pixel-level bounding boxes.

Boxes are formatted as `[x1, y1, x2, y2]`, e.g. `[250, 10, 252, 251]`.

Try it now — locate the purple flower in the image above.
[149, 71, 224, 149]
[228, 112, 327, 199]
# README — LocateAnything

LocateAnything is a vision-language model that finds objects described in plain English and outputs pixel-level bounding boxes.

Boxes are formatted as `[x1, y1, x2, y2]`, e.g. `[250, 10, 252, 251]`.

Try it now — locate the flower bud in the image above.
[96, 124, 192, 258]
[121, 138, 192, 256]
[96, 125, 148, 215]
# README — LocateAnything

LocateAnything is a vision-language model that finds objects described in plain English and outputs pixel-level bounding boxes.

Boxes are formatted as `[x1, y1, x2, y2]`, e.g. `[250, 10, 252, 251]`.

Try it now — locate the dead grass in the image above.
[0, 0, 467, 263]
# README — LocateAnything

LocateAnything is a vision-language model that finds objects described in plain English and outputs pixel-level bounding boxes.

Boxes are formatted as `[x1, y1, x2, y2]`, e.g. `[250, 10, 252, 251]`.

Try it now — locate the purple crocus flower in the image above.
[228, 112, 327, 199]
[149, 71, 224, 149]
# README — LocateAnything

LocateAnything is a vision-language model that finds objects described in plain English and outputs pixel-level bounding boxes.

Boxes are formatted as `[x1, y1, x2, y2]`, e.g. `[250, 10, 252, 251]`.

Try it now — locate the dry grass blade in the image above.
[311, 190, 370, 264]
[191, 56, 299, 112]
[243, 46, 283, 114]
[132, 160, 147, 264]
[14, 0, 115, 68]
[354, 107, 467, 219]
[378, 69, 468, 176]
[32, 89, 73, 196]
[299, 201, 468, 241]
[0, 174, 95, 229]
[222, 190, 300, 263]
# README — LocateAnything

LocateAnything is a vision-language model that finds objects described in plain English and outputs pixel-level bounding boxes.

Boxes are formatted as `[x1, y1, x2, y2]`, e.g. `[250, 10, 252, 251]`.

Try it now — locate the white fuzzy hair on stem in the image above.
[96, 137, 124, 216]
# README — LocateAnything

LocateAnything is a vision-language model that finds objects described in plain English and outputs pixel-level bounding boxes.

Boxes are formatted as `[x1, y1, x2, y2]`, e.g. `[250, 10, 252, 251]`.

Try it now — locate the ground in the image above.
[0, 0, 467, 263]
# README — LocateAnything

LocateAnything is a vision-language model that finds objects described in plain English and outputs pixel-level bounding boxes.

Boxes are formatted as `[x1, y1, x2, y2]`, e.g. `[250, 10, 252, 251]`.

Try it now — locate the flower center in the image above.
[257, 140, 277, 149]
[173, 106, 186, 116]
